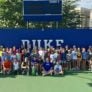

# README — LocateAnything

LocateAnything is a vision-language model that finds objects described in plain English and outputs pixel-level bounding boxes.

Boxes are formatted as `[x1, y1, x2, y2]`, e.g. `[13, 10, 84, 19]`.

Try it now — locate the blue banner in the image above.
[0, 29, 92, 48]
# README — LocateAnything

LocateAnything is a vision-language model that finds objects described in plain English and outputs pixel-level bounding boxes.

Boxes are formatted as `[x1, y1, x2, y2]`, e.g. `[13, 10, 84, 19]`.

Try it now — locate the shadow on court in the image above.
[75, 75, 92, 81]
[88, 83, 92, 87]
[0, 70, 91, 79]
[64, 71, 92, 76]
[0, 73, 16, 78]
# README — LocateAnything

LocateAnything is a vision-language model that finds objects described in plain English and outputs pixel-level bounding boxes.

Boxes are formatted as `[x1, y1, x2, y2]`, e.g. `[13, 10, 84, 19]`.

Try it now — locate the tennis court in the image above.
[0, 71, 92, 92]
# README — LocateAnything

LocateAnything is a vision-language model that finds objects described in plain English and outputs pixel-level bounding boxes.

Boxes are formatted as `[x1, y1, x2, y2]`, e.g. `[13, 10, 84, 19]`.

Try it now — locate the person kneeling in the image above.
[42, 58, 53, 76]
[2, 58, 12, 75]
[21, 57, 29, 75]
[54, 62, 64, 75]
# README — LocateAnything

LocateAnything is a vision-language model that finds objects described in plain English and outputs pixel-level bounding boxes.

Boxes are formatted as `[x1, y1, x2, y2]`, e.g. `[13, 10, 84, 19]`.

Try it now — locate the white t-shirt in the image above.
[54, 53, 58, 59]
[50, 54, 55, 62]
[54, 64, 62, 71]
[38, 50, 45, 59]
[13, 62, 19, 70]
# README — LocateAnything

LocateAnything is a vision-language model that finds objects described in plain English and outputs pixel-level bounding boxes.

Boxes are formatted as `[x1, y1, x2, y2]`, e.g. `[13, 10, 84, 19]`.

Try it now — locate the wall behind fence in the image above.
[0, 29, 92, 48]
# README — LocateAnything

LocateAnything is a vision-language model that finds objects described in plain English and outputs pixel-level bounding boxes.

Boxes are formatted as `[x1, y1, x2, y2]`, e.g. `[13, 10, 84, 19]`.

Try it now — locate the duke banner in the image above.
[0, 29, 92, 48]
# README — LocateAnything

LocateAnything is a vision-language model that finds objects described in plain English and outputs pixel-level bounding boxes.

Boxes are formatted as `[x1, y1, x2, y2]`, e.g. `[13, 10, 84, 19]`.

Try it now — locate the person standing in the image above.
[81, 48, 87, 70]
[66, 50, 72, 70]
[71, 48, 77, 70]
[77, 48, 82, 70]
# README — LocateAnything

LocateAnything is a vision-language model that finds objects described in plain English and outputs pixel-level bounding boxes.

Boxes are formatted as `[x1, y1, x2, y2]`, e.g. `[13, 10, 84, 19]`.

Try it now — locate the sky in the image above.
[78, 0, 92, 9]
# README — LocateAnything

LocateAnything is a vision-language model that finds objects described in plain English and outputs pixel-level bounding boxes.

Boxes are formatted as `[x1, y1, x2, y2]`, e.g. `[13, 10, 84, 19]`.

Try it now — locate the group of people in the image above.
[0, 45, 92, 76]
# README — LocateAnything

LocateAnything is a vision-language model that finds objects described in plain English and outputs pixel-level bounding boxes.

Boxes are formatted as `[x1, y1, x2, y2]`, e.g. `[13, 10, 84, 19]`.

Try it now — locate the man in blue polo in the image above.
[42, 58, 53, 76]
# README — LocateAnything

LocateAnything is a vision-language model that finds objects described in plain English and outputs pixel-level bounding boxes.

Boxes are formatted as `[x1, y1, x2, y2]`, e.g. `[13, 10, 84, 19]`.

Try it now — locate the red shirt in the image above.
[4, 60, 12, 69]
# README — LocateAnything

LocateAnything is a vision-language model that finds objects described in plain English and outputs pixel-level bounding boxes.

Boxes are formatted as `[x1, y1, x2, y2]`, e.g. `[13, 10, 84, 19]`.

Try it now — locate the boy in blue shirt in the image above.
[42, 58, 53, 76]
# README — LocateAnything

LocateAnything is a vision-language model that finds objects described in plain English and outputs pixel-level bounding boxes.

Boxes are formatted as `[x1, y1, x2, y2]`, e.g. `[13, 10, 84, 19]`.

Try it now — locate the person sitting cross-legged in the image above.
[54, 62, 64, 75]
[42, 58, 53, 76]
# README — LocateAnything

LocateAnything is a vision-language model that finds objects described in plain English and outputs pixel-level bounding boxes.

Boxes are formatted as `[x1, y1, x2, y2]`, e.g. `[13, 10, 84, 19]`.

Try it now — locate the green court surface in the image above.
[0, 71, 92, 92]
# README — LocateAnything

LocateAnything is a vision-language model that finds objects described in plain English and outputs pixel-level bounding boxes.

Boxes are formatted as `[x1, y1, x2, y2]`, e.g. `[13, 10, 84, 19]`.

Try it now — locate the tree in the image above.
[58, 0, 81, 28]
[0, 0, 26, 28]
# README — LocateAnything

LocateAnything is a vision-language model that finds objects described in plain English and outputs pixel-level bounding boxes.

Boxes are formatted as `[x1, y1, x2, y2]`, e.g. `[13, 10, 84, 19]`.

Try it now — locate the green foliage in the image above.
[59, 0, 81, 28]
[0, 0, 81, 29]
[0, 0, 26, 28]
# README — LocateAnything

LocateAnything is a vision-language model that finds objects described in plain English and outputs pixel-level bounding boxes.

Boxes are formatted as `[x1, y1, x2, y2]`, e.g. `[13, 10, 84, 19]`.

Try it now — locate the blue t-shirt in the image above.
[82, 52, 87, 60]
[42, 62, 53, 71]
[71, 51, 77, 60]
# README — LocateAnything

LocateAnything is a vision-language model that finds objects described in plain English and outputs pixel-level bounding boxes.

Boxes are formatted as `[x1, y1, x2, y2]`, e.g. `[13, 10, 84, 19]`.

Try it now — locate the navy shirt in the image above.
[42, 62, 53, 71]
[31, 59, 38, 64]
[61, 52, 66, 61]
